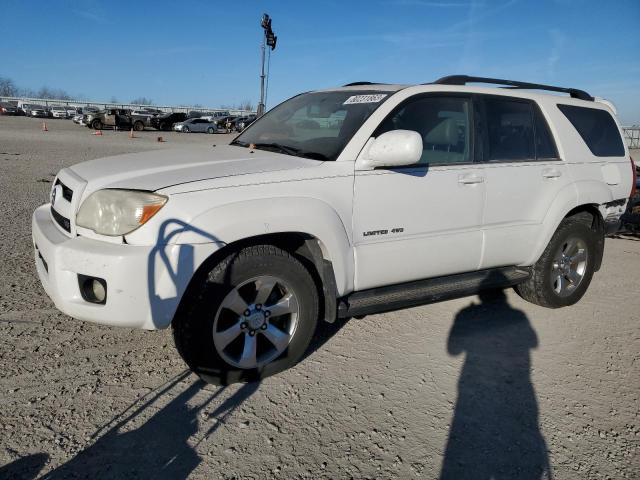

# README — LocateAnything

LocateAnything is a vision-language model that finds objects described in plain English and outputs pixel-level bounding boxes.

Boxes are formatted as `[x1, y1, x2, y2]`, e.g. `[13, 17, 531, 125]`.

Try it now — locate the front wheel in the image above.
[133, 121, 145, 131]
[92, 119, 103, 130]
[183, 126, 190, 133]
[173, 245, 319, 385]
[515, 217, 598, 308]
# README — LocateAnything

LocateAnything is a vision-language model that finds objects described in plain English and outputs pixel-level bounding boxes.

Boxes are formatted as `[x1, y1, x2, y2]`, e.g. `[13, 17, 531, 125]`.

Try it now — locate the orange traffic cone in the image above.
[93, 130, 103, 136]
[42, 122, 48, 132]
[157, 136, 164, 143]
[129, 128, 135, 139]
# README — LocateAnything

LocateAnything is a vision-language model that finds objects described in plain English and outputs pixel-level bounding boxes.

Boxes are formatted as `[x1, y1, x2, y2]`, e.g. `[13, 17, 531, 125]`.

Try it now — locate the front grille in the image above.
[51, 206, 71, 232]
[55, 179, 73, 202]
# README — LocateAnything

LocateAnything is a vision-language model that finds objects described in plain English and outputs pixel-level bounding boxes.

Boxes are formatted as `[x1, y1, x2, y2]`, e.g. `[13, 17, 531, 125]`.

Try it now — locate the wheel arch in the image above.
[172, 231, 341, 330]
[529, 200, 605, 271]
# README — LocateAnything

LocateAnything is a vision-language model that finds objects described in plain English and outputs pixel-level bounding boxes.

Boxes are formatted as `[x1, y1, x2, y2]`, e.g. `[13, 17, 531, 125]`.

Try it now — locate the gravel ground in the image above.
[0, 116, 638, 479]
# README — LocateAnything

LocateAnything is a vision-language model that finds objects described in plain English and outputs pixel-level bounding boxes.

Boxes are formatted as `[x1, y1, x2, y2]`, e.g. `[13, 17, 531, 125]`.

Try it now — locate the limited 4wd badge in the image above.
[343, 94, 387, 105]
[363, 227, 404, 237]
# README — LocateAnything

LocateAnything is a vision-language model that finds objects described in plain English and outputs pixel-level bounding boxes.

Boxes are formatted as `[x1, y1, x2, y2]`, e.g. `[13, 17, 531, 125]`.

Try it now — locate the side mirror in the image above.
[356, 129, 423, 170]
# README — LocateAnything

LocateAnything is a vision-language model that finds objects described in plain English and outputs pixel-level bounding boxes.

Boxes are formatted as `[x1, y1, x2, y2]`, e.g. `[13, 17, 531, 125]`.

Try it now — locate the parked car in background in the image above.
[149, 112, 187, 131]
[73, 107, 99, 125]
[235, 115, 257, 132]
[187, 110, 206, 119]
[212, 115, 238, 131]
[18, 102, 36, 116]
[65, 107, 77, 117]
[29, 105, 48, 118]
[201, 111, 231, 122]
[85, 109, 133, 130]
[0, 102, 18, 115]
[130, 110, 158, 131]
[173, 118, 219, 133]
[131, 109, 157, 118]
[50, 106, 69, 118]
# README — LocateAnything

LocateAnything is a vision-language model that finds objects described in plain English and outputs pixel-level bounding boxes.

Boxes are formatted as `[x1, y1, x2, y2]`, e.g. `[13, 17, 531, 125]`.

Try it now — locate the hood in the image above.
[69, 145, 322, 193]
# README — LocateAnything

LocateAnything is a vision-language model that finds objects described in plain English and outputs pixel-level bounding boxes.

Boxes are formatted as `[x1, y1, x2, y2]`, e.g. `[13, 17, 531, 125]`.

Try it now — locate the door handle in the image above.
[458, 174, 484, 184]
[542, 168, 562, 179]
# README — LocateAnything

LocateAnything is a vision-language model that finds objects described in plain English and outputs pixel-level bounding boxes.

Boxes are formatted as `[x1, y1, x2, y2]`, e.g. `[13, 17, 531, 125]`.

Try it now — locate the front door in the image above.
[353, 94, 485, 291]
[103, 109, 116, 127]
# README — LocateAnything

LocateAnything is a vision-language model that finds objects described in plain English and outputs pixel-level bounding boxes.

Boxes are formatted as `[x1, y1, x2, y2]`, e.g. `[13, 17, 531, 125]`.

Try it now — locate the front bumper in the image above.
[32, 205, 221, 330]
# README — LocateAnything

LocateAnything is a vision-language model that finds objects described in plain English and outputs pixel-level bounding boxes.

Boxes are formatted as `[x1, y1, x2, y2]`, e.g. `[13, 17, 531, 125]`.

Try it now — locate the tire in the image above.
[92, 119, 103, 130]
[159, 122, 168, 131]
[207, 127, 214, 134]
[515, 217, 598, 308]
[134, 121, 144, 131]
[183, 126, 190, 133]
[173, 245, 319, 385]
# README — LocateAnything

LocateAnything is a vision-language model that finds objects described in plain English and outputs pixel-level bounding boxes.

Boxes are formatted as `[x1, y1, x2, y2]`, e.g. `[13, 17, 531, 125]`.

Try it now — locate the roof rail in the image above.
[343, 81, 380, 86]
[432, 75, 594, 101]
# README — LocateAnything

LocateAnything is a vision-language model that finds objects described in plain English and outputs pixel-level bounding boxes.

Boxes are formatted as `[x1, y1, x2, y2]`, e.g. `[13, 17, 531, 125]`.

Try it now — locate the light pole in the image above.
[257, 13, 277, 117]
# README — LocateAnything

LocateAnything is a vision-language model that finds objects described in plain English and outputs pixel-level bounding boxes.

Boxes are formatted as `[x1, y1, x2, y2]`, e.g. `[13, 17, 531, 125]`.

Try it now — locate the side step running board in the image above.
[338, 266, 531, 319]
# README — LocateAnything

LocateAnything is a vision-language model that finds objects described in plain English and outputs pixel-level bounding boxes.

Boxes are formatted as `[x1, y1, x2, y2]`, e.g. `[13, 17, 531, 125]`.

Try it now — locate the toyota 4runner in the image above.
[32, 76, 636, 384]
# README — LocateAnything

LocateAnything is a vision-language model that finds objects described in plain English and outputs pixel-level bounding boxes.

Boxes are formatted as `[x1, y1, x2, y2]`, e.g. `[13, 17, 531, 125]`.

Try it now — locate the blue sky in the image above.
[1, 0, 639, 122]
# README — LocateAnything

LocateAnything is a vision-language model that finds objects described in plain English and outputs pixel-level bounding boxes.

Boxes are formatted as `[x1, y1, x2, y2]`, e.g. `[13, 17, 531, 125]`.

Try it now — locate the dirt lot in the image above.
[0, 116, 638, 479]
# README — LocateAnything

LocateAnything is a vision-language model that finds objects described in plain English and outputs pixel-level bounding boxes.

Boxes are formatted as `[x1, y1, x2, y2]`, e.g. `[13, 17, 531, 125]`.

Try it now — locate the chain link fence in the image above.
[0, 96, 254, 116]
[623, 126, 640, 149]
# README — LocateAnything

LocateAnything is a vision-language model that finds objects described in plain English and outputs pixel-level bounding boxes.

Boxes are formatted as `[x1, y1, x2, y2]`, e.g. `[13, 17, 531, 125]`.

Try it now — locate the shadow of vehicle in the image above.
[0, 453, 49, 480]
[440, 273, 551, 480]
[41, 371, 259, 479]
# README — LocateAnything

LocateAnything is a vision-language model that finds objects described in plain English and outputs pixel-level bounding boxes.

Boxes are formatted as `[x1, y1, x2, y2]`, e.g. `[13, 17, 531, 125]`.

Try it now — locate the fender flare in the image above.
[526, 180, 611, 266]
[174, 197, 354, 295]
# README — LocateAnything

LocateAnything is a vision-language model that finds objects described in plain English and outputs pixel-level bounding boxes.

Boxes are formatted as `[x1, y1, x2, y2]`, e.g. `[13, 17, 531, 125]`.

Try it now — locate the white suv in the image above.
[32, 76, 636, 384]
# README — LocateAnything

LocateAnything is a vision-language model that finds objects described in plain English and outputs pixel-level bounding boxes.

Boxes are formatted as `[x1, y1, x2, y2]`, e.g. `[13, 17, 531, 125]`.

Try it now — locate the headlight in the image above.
[76, 189, 167, 236]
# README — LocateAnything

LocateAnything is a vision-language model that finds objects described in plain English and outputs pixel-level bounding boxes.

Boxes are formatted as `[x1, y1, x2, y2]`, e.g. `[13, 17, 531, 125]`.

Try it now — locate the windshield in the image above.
[232, 90, 392, 161]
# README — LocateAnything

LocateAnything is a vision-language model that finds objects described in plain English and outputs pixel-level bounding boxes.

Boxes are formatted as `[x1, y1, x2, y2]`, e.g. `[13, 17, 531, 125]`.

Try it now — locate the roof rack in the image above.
[343, 81, 381, 86]
[432, 75, 594, 101]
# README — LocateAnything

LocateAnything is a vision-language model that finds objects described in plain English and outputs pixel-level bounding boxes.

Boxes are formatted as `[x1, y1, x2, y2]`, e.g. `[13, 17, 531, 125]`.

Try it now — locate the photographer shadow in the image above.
[440, 275, 551, 480]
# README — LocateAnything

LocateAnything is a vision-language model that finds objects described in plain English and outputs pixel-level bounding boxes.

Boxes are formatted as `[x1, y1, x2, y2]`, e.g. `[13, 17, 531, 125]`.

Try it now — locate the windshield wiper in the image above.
[253, 143, 329, 161]
[252, 142, 301, 156]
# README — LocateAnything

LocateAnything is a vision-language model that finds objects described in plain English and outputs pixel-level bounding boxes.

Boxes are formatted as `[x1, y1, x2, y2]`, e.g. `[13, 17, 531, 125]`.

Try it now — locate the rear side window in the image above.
[557, 104, 624, 157]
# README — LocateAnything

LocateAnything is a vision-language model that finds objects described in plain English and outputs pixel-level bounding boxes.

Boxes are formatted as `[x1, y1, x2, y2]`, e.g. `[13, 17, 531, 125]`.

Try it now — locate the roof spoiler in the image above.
[432, 75, 594, 101]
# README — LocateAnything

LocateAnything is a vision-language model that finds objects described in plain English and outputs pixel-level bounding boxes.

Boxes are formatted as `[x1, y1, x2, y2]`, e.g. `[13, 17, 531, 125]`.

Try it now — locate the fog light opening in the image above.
[78, 275, 107, 305]
[91, 279, 106, 303]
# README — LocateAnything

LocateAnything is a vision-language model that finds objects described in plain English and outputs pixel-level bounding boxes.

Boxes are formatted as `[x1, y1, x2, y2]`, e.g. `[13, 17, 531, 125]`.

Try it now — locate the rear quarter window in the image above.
[557, 104, 624, 157]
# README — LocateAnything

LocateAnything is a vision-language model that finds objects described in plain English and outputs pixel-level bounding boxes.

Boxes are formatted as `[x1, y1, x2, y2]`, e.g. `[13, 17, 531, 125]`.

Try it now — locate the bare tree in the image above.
[131, 97, 154, 105]
[238, 99, 254, 111]
[0, 77, 17, 96]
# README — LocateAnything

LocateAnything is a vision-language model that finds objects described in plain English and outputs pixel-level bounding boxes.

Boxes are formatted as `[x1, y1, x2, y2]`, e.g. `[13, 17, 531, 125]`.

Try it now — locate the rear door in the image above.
[353, 94, 486, 290]
[477, 95, 572, 268]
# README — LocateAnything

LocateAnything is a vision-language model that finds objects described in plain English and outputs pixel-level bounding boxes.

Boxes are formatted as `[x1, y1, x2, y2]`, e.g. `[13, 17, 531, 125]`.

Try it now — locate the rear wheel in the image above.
[92, 119, 103, 130]
[515, 217, 598, 308]
[173, 245, 319, 385]
[133, 121, 145, 131]
[207, 127, 214, 134]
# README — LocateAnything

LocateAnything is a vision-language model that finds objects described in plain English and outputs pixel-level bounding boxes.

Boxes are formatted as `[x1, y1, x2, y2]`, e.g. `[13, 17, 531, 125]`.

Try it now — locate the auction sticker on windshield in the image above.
[343, 94, 387, 105]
